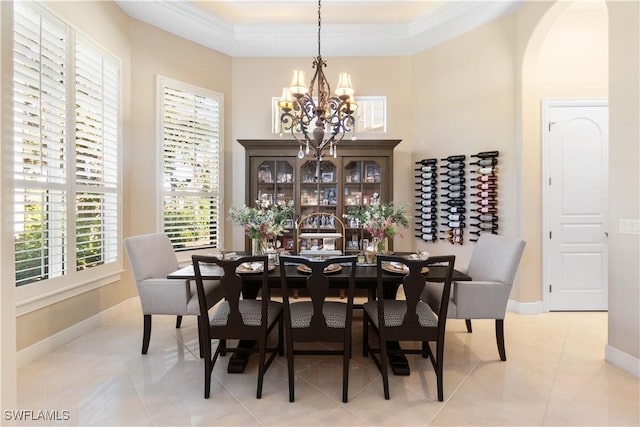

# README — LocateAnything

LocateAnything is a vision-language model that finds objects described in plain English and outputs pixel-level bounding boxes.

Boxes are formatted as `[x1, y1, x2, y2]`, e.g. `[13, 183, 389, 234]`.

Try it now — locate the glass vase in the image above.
[252, 238, 268, 256]
[373, 236, 388, 254]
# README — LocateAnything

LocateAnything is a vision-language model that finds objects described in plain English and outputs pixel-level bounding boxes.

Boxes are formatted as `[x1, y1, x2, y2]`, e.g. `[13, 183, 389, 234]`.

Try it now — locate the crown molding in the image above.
[116, 0, 523, 57]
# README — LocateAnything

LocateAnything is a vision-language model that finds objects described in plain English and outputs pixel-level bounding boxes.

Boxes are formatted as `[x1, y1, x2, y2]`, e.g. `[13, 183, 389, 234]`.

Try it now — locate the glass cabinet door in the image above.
[251, 157, 296, 251]
[298, 160, 339, 221]
[342, 157, 388, 253]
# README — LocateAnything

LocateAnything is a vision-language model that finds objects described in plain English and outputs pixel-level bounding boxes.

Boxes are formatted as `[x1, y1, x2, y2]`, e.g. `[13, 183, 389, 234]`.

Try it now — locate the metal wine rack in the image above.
[414, 158, 438, 242]
[469, 150, 499, 241]
[439, 155, 466, 244]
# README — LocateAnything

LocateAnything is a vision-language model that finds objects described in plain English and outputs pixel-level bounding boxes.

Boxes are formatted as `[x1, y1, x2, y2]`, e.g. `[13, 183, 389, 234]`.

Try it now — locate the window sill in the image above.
[16, 266, 123, 316]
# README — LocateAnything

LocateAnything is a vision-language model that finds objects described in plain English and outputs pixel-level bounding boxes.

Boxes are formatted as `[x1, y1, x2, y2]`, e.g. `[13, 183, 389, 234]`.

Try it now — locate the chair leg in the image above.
[197, 316, 204, 358]
[465, 319, 472, 333]
[379, 338, 390, 400]
[286, 330, 295, 402]
[343, 335, 350, 403]
[256, 336, 267, 399]
[496, 319, 506, 361]
[219, 339, 227, 357]
[142, 315, 151, 354]
[436, 340, 445, 402]
[176, 315, 183, 328]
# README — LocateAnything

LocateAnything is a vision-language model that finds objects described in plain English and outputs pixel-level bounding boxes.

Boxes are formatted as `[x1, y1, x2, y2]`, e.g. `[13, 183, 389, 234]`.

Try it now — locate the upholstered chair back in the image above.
[467, 234, 526, 285]
[124, 233, 179, 281]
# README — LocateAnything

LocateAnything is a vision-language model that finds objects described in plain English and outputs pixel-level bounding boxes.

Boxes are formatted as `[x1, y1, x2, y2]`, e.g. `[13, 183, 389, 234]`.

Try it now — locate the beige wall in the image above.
[607, 0, 640, 363]
[127, 20, 232, 242]
[409, 14, 518, 270]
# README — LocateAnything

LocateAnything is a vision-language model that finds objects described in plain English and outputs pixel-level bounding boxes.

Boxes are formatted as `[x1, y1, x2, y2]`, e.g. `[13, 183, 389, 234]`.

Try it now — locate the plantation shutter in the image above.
[13, 1, 121, 287]
[161, 83, 222, 250]
[13, 3, 68, 285]
[74, 35, 119, 270]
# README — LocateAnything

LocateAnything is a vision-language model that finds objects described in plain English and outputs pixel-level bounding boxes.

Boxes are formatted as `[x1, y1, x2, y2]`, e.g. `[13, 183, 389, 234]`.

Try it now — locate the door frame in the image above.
[541, 98, 608, 312]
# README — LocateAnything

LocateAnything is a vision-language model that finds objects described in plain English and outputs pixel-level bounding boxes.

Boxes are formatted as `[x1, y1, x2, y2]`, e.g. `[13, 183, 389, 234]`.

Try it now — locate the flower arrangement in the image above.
[229, 204, 293, 244]
[345, 203, 409, 252]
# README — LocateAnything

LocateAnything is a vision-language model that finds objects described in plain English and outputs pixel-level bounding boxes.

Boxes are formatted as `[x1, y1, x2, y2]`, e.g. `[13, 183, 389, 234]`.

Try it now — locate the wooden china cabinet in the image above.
[237, 139, 400, 254]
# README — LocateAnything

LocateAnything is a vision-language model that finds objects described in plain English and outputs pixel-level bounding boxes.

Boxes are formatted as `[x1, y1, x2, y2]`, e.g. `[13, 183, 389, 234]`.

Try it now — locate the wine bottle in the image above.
[441, 184, 466, 192]
[469, 158, 498, 167]
[441, 214, 465, 221]
[416, 221, 438, 233]
[414, 167, 435, 174]
[444, 199, 465, 206]
[471, 150, 499, 158]
[475, 191, 498, 198]
[472, 199, 497, 206]
[419, 233, 437, 242]
[441, 177, 465, 185]
[441, 162, 465, 170]
[440, 169, 464, 177]
[417, 179, 438, 186]
[415, 227, 437, 234]
[444, 221, 465, 228]
[420, 195, 438, 202]
[417, 206, 438, 213]
[416, 206, 437, 215]
[441, 155, 466, 162]
[470, 214, 498, 222]
[476, 175, 497, 182]
[446, 228, 463, 236]
[442, 206, 466, 214]
[442, 191, 464, 199]
[415, 210, 436, 217]
[414, 167, 435, 175]
[474, 166, 498, 175]
[476, 183, 498, 190]
[440, 235, 463, 244]
[416, 214, 437, 227]
[415, 172, 435, 179]
[417, 158, 437, 165]
[471, 222, 499, 230]
[476, 206, 498, 214]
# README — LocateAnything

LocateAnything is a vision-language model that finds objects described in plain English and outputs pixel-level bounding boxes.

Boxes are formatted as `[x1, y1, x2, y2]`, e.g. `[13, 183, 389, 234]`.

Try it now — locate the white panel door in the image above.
[544, 100, 608, 311]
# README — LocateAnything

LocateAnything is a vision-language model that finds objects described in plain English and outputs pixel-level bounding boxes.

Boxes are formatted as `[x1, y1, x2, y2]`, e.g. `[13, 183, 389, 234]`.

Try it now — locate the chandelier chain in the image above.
[317, 0, 322, 58]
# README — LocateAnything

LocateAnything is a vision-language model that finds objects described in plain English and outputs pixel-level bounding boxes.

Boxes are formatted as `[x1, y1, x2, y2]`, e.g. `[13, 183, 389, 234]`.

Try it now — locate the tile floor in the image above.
[16, 299, 640, 426]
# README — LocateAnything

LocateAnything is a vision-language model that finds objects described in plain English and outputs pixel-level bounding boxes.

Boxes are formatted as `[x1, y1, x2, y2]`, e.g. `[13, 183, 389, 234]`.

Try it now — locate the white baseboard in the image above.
[605, 344, 640, 378]
[17, 297, 140, 368]
[507, 299, 543, 314]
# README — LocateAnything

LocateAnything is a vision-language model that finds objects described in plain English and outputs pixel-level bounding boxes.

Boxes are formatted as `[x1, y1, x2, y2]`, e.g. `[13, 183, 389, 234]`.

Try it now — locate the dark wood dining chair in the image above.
[278, 255, 357, 403]
[363, 254, 455, 401]
[192, 254, 283, 399]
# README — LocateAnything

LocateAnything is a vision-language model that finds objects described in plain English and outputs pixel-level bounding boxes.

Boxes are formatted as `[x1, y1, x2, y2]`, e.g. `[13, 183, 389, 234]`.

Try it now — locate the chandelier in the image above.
[278, 0, 357, 162]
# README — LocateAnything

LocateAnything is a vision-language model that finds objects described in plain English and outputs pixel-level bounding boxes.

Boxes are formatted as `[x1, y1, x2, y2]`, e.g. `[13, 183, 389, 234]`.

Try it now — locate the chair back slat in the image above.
[192, 255, 269, 332]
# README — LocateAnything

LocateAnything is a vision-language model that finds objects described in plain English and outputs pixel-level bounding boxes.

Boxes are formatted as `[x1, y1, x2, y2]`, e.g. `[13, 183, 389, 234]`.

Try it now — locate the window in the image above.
[13, 2, 120, 288]
[159, 78, 223, 251]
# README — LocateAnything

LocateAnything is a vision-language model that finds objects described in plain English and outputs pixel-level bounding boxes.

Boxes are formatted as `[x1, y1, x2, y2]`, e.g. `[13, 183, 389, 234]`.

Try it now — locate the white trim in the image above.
[541, 99, 608, 312]
[507, 299, 543, 315]
[17, 297, 140, 368]
[605, 345, 640, 378]
[16, 270, 123, 316]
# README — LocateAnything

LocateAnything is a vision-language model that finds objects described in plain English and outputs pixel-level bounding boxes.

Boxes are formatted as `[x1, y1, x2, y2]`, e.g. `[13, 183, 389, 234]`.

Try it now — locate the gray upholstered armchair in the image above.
[422, 234, 525, 361]
[123, 233, 224, 354]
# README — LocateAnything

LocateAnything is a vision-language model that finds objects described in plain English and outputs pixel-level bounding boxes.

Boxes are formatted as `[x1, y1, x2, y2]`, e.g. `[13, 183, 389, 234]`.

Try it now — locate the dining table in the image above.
[168, 256, 471, 375]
